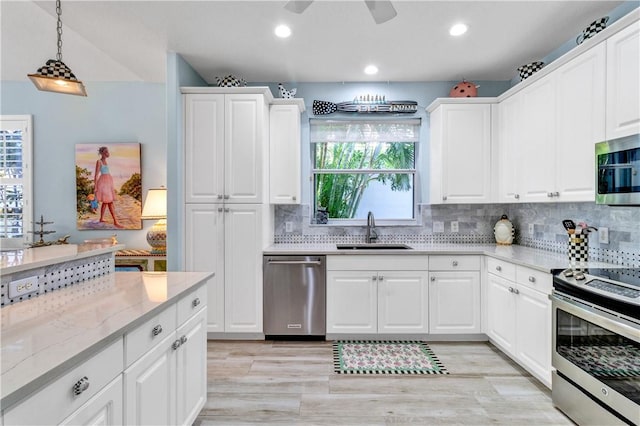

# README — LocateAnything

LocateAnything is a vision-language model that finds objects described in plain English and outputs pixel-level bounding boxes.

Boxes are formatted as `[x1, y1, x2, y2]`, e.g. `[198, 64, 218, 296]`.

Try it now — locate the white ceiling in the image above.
[0, 1, 623, 84]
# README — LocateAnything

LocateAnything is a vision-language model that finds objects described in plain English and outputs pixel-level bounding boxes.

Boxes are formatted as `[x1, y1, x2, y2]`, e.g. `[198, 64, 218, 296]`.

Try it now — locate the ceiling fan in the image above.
[284, 0, 397, 24]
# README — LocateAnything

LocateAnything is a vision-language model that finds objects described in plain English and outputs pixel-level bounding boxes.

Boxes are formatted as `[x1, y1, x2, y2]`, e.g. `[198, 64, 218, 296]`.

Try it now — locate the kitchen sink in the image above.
[336, 243, 412, 250]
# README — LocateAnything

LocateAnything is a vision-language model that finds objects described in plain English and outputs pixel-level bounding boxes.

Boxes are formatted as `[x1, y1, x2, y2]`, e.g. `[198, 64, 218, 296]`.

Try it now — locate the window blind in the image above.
[309, 119, 421, 143]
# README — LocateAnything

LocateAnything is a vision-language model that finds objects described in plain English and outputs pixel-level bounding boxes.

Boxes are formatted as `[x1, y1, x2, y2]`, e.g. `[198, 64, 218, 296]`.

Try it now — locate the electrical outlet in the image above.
[433, 221, 444, 233]
[9, 275, 39, 299]
[529, 224, 535, 235]
[598, 227, 609, 244]
[285, 221, 293, 233]
[451, 221, 459, 233]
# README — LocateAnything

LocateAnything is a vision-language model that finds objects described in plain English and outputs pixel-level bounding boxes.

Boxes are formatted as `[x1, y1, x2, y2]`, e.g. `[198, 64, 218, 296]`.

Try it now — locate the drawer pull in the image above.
[495, 266, 502, 272]
[172, 339, 182, 350]
[528, 276, 536, 283]
[513, 288, 520, 295]
[292, 196, 297, 201]
[180, 335, 188, 344]
[224, 195, 230, 200]
[452, 260, 458, 267]
[217, 194, 223, 199]
[372, 276, 377, 281]
[192, 297, 201, 308]
[151, 325, 163, 337]
[431, 276, 436, 282]
[508, 287, 514, 293]
[379, 276, 384, 281]
[73, 376, 90, 396]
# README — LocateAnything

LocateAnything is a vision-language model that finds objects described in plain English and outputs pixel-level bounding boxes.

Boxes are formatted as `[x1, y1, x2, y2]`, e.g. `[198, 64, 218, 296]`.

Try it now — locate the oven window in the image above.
[556, 309, 640, 404]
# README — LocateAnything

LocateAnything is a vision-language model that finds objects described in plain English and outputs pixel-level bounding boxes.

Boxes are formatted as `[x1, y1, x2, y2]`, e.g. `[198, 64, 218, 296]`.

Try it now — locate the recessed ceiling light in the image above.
[449, 23, 468, 36]
[275, 24, 292, 38]
[364, 65, 379, 75]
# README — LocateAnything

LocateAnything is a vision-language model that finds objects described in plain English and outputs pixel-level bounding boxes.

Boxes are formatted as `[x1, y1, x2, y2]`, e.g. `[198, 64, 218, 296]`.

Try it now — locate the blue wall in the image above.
[0, 81, 166, 249]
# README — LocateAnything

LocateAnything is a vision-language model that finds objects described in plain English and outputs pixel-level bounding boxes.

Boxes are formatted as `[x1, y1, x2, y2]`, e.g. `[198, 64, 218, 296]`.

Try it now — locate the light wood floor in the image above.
[194, 340, 573, 425]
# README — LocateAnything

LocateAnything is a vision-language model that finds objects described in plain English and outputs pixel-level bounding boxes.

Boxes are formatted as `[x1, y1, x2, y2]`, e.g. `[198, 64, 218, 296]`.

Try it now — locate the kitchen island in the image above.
[0, 270, 212, 425]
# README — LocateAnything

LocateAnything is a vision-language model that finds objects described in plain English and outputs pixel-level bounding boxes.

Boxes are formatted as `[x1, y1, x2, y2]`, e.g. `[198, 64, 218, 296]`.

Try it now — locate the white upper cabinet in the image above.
[184, 92, 268, 204]
[184, 94, 224, 203]
[269, 100, 305, 204]
[519, 75, 557, 202]
[500, 42, 606, 203]
[555, 43, 605, 201]
[606, 20, 640, 139]
[497, 94, 524, 202]
[428, 102, 494, 204]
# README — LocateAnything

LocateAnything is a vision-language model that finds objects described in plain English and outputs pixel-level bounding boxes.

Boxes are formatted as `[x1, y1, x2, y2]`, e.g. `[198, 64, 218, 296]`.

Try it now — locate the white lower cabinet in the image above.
[326, 255, 429, 335]
[429, 271, 481, 334]
[428, 255, 482, 334]
[486, 258, 552, 388]
[60, 376, 123, 426]
[124, 307, 207, 426]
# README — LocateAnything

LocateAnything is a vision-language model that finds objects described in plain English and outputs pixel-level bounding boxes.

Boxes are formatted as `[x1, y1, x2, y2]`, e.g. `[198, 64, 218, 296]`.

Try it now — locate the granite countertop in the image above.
[1, 243, 125, 275]
[264, 243, 615, 273]
[0, 271, 213, 409]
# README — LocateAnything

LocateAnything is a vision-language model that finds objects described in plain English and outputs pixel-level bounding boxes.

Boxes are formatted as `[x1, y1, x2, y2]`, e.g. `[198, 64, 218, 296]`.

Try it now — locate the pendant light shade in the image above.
[28, 59, 87, 96]
[28, 0, 87, 96]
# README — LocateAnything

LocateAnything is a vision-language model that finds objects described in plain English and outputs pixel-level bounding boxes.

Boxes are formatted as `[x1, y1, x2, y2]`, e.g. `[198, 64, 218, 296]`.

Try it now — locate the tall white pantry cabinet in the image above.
[182, 87, 274, 336]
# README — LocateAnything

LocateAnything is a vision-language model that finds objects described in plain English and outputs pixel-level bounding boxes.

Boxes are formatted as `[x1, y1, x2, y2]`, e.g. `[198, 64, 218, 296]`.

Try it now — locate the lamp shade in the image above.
[28, 59, 87, 96]
[141, 187, 167, 219]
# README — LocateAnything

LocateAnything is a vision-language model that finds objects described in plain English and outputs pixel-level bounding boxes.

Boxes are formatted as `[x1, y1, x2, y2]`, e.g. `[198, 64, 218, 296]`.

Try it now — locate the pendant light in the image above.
[28, 0, 87, 96]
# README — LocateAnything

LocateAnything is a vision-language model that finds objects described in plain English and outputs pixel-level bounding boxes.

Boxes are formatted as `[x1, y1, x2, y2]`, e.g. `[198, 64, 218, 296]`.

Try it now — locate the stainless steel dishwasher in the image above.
[263, 255, 326, 338]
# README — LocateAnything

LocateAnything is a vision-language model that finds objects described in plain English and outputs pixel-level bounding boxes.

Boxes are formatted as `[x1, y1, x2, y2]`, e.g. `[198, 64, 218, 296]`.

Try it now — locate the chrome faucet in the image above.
[366, 211, 378, 244]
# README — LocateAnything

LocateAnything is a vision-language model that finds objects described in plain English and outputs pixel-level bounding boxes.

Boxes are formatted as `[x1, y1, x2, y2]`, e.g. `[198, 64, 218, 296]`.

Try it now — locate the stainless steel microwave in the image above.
[595, 134, 640, 205]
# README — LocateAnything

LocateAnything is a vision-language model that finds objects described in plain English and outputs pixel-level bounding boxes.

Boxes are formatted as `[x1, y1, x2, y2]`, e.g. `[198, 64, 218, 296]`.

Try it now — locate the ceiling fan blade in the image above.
[364, 0, 397, 24]
[284, 0, 314, 14]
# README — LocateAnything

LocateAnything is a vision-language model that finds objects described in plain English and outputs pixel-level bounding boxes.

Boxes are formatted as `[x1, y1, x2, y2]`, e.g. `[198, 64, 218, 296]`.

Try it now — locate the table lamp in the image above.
[141, 187, 167, 255]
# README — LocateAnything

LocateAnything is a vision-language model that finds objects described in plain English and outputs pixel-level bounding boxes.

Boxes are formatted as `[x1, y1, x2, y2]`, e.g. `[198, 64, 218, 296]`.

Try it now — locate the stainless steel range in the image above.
[551, 267, 640, 426]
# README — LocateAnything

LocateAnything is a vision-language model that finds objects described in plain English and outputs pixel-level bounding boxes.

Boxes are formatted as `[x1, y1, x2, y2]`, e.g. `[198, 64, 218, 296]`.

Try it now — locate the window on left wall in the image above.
[0, 115, 33, 248]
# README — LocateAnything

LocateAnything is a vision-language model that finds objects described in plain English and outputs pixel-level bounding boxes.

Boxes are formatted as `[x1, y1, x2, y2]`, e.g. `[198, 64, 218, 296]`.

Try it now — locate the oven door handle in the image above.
[551, 293, 640, 340]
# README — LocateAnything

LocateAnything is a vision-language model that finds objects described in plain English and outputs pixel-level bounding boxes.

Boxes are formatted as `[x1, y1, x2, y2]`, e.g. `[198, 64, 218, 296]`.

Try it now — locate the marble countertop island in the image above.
[264, 243, 616, 272]
[0, 271, 213, 409]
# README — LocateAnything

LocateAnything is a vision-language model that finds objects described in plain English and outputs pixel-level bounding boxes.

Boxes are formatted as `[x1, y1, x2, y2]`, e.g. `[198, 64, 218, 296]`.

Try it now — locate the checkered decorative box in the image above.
[568, 235, 589, 263]
[517, 61, 544, 81]
[577, 16, 609, 44]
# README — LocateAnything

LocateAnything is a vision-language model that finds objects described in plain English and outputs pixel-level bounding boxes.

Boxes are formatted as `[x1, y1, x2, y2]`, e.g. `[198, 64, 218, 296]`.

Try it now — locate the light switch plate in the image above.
[433, 221, 444, 233]
[9, 275, 39, 299]
[451, 221, 459, 233]
[529, 224, 535, 235]
[285, 221, 293, 233]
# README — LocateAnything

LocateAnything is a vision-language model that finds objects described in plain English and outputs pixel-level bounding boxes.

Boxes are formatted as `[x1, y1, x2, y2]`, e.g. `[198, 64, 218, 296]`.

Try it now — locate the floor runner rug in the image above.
[333, 340, 449, 375]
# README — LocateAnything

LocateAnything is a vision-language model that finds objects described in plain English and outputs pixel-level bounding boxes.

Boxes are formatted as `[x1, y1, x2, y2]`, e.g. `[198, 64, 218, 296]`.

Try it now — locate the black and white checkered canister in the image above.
[517, 61, 544, 81]
[577, 16, 609, 44]
[34, 59, 79, 81]
[568, 235, 589, 263]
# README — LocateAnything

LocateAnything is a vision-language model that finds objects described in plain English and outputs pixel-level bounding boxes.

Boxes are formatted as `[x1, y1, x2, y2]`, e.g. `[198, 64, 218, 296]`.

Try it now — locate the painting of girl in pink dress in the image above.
[75, 143, 142, 230]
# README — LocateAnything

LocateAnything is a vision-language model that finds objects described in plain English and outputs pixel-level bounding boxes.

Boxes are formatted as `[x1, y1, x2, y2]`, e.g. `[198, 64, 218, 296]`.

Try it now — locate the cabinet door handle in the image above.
[180, 335, 188, 344]
[224, 195, 230, 200]
[379, 276, 384, 281]
[513, 288, 520, 295]
[73, 376, 90, 396]
[495, 266, 502, 272]
[172, 339, 182, 350]
[547, 192, 554, 198]
[218, 207, 223, 212]
[452, 260, 458, 267]
[528, 276, 536, 283]
[151, 325, 163, 337]
[508, 287, 514, 293]
[514, 194, 520, 199]
[217, 194, 223, 199]
[372, 276, 377, 281]
[430, 276, 436, 282]
[192, 297, 201, 308]
[553, 192, 560, 197]
[292, 196, 297, 201]
[224, 208, 230, 213]
[442, 196, 447, 201]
